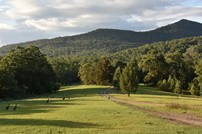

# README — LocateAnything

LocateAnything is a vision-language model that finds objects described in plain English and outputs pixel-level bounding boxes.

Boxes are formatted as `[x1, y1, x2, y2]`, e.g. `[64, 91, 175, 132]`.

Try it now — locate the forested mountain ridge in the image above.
[112, 36, 202, 63]
[1, 20, 202, 98]
[0, 19, 202, 57]
[153, 19, 202, 34]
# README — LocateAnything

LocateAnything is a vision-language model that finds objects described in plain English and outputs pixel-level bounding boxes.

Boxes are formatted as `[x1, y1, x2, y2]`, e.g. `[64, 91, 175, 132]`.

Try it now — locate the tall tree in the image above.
[0, 46, 56, 98]
[95, 57, 113, 85]
[119, 63, 139, 97]
[173, 80, 182, 94]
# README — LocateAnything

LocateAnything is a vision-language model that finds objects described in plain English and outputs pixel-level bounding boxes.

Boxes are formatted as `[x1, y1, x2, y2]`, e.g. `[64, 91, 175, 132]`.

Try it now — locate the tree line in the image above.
[1, 36, 202, 99]
[79, 57, 139, 96]
[113, 37, 202, 95]
[78, 37, 202, 96]
[0, 47, 139, 99]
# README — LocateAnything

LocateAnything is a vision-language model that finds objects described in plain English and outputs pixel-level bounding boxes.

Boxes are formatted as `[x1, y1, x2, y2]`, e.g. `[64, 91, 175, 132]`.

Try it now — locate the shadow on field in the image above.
[0, 86, 108, 115]
[0, 118, 99, 128]
[0, 99, 83, 115]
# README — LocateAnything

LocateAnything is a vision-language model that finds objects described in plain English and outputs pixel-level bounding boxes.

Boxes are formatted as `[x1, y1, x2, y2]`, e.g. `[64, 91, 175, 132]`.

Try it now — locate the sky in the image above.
[0, 0, 202, 46]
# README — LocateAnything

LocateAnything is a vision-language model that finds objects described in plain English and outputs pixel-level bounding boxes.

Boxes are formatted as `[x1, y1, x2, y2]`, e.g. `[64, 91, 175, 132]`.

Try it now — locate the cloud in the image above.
[0, 23, 15, 30]
[127, 6, 202, 27]
[6, 0, 177, 19]
[0, 0, 201, 45]
[6, 0, 177, 30]
[25, 18, 77, 31]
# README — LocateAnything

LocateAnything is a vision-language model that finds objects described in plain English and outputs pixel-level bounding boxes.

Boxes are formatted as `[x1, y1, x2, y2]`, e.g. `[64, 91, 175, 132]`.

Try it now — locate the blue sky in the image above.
[0, 0, 202, 45]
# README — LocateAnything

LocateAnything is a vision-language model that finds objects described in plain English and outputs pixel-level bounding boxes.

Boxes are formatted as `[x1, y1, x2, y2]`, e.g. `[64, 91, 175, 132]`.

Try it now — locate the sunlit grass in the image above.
[0, 85, 201, 133]
[110, 85, 202, 117]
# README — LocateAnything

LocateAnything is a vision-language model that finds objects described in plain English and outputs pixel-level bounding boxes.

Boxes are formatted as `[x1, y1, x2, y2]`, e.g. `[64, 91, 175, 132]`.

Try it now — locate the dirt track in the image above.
[101, 89, 202, 127]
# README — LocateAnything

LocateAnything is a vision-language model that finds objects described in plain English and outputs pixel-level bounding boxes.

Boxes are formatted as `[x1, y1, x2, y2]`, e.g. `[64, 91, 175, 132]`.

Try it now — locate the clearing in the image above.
[0, 85, 201, 134]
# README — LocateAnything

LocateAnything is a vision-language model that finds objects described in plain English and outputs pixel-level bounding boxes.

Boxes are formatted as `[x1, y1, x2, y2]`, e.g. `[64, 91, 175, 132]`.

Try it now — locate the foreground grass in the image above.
[0, 85, 201, 134]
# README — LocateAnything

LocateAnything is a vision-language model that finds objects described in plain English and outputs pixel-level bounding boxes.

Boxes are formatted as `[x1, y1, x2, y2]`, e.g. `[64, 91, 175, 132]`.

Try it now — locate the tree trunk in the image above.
[127, 92, 130, 97]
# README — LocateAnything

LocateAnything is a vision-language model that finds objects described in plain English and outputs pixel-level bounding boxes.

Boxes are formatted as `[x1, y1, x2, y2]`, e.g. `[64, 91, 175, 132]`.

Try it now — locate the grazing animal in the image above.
[62, 96, 65, 100]
[46, 98, 50, 103]
[108, 96, 110, 100]
[13, 104, 17, 111]
[6, 104, 10, 110]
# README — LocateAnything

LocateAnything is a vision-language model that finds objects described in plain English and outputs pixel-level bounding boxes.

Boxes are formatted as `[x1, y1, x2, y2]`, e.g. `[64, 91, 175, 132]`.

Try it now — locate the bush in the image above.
[173, 80, 182, 94]
[189, 83, 200, 96]
[157, 79, 171, 92]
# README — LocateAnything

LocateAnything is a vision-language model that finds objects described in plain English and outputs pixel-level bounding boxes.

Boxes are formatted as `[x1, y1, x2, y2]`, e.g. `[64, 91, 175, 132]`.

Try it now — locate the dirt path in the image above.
[101, 89, 202, 127]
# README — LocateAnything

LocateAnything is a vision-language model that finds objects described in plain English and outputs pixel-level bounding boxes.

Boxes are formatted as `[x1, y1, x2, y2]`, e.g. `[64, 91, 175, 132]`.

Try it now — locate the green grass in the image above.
[111, 85, 202, 117]
[136, 85, 177, 96]
[0, 85, 202, 133]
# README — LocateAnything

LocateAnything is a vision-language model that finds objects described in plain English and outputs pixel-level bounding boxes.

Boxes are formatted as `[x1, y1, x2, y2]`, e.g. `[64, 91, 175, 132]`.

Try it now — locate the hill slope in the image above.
[0, 19, 202, 57]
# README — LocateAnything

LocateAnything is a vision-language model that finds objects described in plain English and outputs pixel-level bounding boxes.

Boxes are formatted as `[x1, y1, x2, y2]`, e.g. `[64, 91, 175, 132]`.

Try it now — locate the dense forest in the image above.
[1, 19, 202, 99]
[1, 36, 202, 99]
[113, 36, 202, 95]
[78, 36, 202, 96]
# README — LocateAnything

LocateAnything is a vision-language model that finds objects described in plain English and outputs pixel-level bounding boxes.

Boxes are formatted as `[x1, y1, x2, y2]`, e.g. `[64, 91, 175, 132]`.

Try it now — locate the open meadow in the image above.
[111, 85, 202, 117]
[0, 85, 202, 134]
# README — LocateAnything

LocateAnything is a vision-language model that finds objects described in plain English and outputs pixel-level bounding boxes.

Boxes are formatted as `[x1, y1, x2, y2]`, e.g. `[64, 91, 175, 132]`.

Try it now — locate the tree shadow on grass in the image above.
[0, 118, 100, 128]
[20, 99, 83, 106]
[0, 86, 108, 115]
[0, 99, 83, 115]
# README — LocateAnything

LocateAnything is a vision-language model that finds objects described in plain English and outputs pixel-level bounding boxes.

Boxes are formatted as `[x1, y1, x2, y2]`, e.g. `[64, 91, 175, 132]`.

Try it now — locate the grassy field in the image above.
[111, 85, 202, 117]
[0, 85, 202, 134]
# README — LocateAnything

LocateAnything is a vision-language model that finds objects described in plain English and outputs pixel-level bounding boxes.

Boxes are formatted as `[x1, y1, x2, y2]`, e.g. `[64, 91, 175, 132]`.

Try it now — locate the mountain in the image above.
[153, 19, 202, 34]
[0, 19, 202, 57]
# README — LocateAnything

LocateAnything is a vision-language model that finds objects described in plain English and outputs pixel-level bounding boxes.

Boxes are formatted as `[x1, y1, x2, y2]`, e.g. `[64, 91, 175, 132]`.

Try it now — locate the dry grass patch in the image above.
[165, 103, 190, 110]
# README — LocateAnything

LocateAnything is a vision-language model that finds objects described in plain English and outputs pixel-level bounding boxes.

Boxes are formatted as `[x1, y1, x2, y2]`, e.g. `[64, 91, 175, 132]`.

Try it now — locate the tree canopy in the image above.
[0, 46, 57, 98]
[119, 63, 139, 96]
